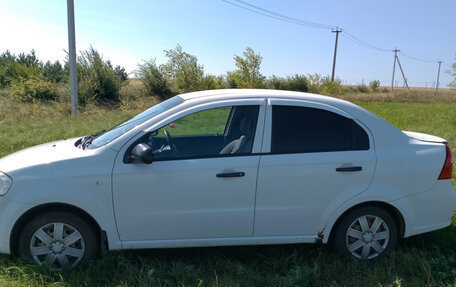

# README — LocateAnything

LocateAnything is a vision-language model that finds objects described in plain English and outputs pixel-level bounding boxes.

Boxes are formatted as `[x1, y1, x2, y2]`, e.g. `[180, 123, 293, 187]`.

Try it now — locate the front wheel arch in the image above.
[10, 203, 103, 256]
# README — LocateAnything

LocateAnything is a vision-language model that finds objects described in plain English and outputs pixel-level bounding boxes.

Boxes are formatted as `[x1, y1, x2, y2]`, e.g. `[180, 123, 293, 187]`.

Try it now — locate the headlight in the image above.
[0, 172, 12, 196]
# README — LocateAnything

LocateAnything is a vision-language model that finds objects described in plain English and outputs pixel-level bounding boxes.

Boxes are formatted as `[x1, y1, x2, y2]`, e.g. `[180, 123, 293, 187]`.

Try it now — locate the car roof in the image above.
[178, 89, 355, 110]
[180, 89, 331, 100]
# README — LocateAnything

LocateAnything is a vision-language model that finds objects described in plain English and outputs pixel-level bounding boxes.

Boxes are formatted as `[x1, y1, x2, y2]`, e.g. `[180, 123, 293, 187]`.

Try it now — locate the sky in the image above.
[0, 0, 455, 88]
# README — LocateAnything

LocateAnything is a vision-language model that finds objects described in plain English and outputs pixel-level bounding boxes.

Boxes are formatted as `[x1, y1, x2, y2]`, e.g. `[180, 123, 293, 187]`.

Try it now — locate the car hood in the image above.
[403, 131, 447, 144]
[0, 137, 86, 174]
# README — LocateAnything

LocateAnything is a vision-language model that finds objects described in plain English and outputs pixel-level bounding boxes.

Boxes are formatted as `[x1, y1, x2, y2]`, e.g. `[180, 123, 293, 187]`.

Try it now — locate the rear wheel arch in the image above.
[10, 203, 104, 256]
[328, 201, 405, 244]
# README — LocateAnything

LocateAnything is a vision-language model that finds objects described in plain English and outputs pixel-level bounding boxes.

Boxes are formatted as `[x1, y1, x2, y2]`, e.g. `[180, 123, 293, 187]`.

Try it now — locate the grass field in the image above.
[0, 89, 456, 286]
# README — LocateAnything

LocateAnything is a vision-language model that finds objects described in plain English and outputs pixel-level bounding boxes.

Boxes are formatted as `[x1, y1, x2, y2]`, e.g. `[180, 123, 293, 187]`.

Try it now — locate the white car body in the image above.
[0, 89, 454, 261]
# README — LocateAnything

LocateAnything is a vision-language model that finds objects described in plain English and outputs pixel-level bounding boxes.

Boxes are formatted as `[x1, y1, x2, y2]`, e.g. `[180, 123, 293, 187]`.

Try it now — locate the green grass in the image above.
[0, 97, 138, 158]
[158, 107, 231, 137]
[0, 94, 456, 286]
[357, 101, 456, 182]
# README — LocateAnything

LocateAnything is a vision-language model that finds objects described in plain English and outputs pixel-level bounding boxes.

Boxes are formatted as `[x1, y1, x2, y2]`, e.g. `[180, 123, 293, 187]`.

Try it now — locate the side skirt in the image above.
[120, 235, 320, 250]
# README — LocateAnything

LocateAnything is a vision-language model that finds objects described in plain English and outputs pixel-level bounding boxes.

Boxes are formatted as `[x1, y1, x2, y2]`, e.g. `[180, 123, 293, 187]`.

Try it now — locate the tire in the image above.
[331, 206, 397, 260]
[17, 211, 98, 271]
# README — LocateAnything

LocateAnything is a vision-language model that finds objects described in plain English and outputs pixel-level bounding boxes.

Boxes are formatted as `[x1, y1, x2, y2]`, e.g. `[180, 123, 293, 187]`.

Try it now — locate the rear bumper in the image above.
[391, 180, 456, 237]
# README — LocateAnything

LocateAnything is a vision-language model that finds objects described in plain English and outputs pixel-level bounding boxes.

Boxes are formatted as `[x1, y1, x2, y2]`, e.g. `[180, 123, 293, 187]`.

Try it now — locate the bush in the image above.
[77, 75, 99, 106]
[357, 82, 369, 93]
[200, 75, 228, 90]
[307, 74, 322, 93]
[286, 74, 308, 92]
[76, 47, 122, 104]
[369, 80, 380, 92]
[267, 74, 308, 92]
[137, 59, 172, 99]
[11, 75, 58, 102]
[321, 76, 342, 96]
[268, 75, 288, 90]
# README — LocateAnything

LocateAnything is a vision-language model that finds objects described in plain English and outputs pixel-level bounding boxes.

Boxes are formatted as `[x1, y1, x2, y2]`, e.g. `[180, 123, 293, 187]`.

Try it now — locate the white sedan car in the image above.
[0, 89, 454, 270]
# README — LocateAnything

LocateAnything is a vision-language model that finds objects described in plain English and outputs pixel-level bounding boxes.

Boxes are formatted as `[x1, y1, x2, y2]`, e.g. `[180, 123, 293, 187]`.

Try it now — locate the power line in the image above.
[222, 0, 451, 85]
[222, 0, 446, 62]
[399, 51, 437, 63]
[223, 0, 392, 53]
[222, 0, 334, 30]
[224, 0, 396, 55]
[342, 30, 392, 52]
[226, 0, 334, 29]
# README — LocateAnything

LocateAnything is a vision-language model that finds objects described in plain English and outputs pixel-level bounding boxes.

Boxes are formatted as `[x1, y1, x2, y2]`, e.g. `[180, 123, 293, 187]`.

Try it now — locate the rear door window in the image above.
[271, 105, 369, 154]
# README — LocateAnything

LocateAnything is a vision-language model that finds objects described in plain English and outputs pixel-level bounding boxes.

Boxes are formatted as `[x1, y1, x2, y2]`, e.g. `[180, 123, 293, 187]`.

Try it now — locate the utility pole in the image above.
[435, 61, 442, 95]
[395, 55, 410, 93]
[391, 49, 399, 91]
[331, 28, 342, 82]
[67, 0, 78, 115]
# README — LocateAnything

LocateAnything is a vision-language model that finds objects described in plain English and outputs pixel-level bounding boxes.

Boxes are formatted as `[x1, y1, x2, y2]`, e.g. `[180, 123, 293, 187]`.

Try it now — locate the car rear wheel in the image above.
[18, 211, 98, 271]
[331, 206, 397, 260]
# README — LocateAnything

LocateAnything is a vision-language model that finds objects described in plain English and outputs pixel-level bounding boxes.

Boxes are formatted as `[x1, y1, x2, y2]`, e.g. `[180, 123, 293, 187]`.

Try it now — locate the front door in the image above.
[112, 100, 265, 241]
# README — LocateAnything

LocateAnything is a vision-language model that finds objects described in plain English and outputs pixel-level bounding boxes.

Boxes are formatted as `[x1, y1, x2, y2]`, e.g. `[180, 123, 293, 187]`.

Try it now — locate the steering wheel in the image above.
[163, 129, 178, 155]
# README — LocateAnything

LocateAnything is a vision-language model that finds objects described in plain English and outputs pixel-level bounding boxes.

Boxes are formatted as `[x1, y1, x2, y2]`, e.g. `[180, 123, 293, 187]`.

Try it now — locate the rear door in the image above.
[254, 99, 376, 236]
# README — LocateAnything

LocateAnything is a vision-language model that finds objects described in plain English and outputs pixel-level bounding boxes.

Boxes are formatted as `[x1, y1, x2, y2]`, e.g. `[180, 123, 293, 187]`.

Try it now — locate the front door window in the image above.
[141, 105, 260, 160]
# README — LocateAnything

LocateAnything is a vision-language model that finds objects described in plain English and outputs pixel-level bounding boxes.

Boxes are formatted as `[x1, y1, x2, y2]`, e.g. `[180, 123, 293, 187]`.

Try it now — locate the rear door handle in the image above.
[216, 172, 245, 178]
[336, 166, 362, 172]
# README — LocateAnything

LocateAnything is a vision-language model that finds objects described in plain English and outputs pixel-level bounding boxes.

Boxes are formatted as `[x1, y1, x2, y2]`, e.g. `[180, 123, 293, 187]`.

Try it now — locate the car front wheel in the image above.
[18, 211, 98, 271]
[332, 206, 397, 260]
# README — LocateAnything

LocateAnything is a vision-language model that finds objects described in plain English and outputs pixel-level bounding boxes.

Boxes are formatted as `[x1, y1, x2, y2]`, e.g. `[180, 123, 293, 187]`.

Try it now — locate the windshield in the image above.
[88, 96, 184, 149]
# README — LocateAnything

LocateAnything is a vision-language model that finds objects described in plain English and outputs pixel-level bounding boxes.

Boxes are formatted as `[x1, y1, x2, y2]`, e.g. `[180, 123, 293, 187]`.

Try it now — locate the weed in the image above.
[370, 80, 381, 92]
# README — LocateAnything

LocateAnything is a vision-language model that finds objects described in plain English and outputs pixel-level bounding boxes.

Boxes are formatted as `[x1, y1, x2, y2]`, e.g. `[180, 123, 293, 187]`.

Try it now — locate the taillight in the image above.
[438, 143, 453, 180]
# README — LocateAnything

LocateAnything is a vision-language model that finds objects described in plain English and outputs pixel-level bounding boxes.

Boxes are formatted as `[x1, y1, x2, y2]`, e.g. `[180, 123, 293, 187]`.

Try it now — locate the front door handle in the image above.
[336, 166, 362, 172]
[216, 172, 245, 178]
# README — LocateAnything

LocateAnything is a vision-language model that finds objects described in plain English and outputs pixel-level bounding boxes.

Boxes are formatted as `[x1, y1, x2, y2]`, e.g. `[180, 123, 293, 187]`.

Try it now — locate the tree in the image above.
[0, 50, 42, 87]
[114, 65, 128, 82]
[449, 55, 456, 88]
[228, 47, 265, 88]
[17, 50, 40, 67]
[161, 44, 204, 93]
[43, 60, 64, 83]
[137, 59, 172, 99]
[0, 50, 16, 87]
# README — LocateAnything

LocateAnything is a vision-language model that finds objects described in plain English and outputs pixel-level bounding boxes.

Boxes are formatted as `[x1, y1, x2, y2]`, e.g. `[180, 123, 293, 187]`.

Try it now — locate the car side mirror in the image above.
[131, 143, 154, 164]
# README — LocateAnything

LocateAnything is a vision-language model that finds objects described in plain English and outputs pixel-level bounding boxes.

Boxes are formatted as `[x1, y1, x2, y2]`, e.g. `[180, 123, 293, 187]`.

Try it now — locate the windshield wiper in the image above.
[81, 130, 106, 150]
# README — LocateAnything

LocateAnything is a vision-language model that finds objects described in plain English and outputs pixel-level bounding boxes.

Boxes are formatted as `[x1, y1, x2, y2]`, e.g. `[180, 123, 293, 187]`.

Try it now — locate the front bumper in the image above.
[0, 196, 32, 254]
